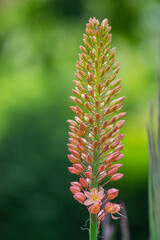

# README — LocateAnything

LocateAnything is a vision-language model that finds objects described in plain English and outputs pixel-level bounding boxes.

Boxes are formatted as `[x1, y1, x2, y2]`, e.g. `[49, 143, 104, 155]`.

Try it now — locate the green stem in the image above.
[89, 32, 101, 240]
[89, 213, 98, 240]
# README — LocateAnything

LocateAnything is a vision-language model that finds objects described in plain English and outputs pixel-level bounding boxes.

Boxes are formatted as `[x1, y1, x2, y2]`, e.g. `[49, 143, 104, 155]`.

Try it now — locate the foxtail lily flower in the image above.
[67, 17, 126, 239]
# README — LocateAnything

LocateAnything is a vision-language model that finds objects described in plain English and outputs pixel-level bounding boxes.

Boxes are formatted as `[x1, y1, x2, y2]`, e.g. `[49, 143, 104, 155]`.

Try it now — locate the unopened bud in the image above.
[84, 102, 92, 110]
[93, 126, 98, 135]
[80, 178, 89, 188]
[89, 117, 94, 125]
[100, 68, 105, 77]
[87, 155, 93, 164]
[80, 45, 88, 54]
[108, 167, 118, 176]
[74, 192, 86, 204]
[85, 172, 93, 179]
[78, 137, 87, 146]
[100, 136, 106, 145]
[88, 203, 100, 214]
[73, 163, 83, 172]
[107, 188, 119, 200]
[93, 140, 98, 149]
[102, 120, 108, 129]
[70, 106, 77, 113]
[68, 154, 81, 164]
[102, 143, 110, 153]
[68, 167, 81, 175]
[111, 173, 124, 181]
[67, 120, 78, 127]
[70, 186, 81, 194]
[94, 114, 100, 122]
[69, 149, 80, 158]
[98, 165, 105, 172]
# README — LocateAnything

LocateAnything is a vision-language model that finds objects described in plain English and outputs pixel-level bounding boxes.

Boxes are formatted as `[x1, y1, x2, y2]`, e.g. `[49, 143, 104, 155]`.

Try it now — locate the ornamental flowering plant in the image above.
[67, 17, 126, 240]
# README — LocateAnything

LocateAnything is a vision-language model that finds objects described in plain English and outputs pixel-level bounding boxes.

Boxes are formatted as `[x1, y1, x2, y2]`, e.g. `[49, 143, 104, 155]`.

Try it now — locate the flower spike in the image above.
[67, 17, 126, 236]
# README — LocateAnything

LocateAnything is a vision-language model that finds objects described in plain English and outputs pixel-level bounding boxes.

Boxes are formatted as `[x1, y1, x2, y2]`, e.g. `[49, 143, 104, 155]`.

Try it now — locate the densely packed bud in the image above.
[67, 17, 126, 229]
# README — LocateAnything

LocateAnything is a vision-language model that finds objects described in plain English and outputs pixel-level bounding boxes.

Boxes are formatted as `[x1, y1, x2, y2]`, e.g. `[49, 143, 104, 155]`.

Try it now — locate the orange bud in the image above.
[111, 173, 124, 181]
[79, 45, 87, 54]
[100, 136, 106, 145]
[87, 155, 93, 164]
[85, 172, 93, 179]
[115, 112, 126, 121]
[100, 41, 103, 47]
[113, 154, 124, 162]
[88, 203, 100, 214]
[102, 120, 108, 129]
[95, 59, 98, 68]
[70, 96, 83, 105]
[95, 101, 99, 108]
[110, 164, 122, 170]
[68, 138, 77, 145]
[70, 106, 77, 113]
[84, 93, 89, 101]
[104, 107, 110, 115]
[69, 149, 80, 158]
[109, 116, 116, 125]
[80, 178, 89, 188]
[68, 132, 77, 139]
[89, 117, 94, 125]
[89, 89, 94, 97]
[114, 145, 124, 151]
[102, 143, 110, 153]
[78, 137, 87, 146]
[108, 168, 118, 176]
[110, 140, 121, 149]
[76, 106, 84, 115]
[84, 102, 92, 110]
[70, 186, 81, 194]
[105, 202, 119, 214]
[67, 144, 78, 151]
[106, 151, 121, 164]
[67, 120, 78, 127]
[68, 154, 81, 164]
[69, 126, 80, 135]
[96, 113, 100, 121]
[76, 144, 85, 153]
[105, 130, 113, 139]
[68, 167, 81, 175]
[71, 181, 82, 188]
[101, 55, 105, 64]
[74, 192, 86, 204]
[107, 188, 119, 200]
[116, 120, 125, 129]
[73, 163, 83, 172]
[93, 126, 98, 135]
[100, 68, 105, 77]
[98, 165, 105, 172]
[93, 140, 98, 149]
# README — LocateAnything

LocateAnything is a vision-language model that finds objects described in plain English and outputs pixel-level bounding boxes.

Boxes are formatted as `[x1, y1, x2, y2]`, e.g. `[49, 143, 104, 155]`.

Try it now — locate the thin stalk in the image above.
[89, 213, 98, 240]
[89, 38, 101, 240]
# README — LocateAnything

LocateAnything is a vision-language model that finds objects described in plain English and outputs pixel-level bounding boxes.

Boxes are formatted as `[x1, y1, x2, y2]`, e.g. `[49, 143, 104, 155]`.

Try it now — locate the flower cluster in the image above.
[67, 17, 126, 225]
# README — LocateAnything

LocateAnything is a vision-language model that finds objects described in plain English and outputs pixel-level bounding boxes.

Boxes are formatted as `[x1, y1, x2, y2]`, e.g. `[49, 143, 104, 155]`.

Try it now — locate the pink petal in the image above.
[84, 191, 92, 198]
[84, 199, 94, 206]
[98, 189, 104, 199]
[91, 188, 98, 195]
[111, 214, 120, 220]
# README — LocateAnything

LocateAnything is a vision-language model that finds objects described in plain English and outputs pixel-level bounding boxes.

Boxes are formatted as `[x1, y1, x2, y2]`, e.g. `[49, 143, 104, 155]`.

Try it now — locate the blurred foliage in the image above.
[0, 0, 159, 239]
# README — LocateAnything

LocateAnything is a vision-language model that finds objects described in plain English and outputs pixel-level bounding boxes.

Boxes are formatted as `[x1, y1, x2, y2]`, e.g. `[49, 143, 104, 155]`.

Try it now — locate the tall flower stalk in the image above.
[67, 17, 126, 240]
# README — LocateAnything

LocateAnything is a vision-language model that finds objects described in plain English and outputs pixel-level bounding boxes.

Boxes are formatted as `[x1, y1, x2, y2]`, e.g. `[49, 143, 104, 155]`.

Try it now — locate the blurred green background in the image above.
[0, 0, 159, 239]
